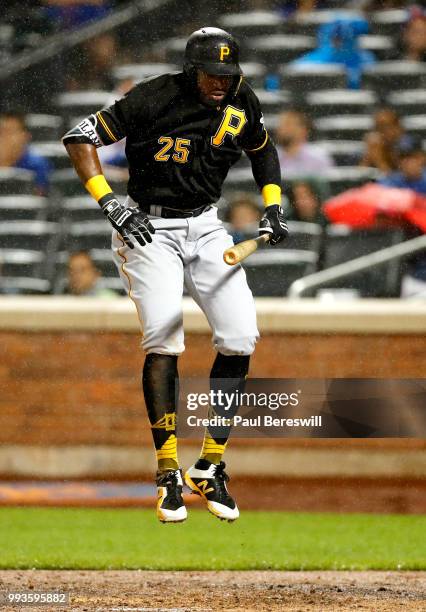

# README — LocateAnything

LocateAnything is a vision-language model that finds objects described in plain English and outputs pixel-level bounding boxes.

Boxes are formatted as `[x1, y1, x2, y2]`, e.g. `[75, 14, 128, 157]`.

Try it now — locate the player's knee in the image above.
[215, 335, 257, 356]
[142, 332, 185, 355]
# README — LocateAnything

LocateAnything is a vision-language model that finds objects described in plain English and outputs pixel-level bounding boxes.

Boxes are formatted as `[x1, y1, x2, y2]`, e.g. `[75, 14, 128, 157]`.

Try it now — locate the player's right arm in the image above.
[240, 85, 288, 245]
[62, 106, 154, 249]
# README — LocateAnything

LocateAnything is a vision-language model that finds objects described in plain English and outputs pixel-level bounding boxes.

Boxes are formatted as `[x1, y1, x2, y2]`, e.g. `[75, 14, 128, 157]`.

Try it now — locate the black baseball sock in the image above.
[197, 353, 250, 466]
[142, 353, 179, 471]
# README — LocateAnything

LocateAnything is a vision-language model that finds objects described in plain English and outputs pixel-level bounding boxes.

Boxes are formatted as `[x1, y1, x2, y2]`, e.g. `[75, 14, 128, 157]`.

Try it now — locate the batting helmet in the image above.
[184, 27, 242, 77]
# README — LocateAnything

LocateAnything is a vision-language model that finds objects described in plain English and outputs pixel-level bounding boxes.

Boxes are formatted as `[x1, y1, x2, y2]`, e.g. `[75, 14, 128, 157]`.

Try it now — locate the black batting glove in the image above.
[99, 193, 155, 249]
[259, 204, 289, 245]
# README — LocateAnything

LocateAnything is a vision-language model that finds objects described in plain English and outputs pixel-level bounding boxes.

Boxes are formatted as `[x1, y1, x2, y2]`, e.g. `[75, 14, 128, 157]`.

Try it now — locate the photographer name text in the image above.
[186, 415, 322, 428]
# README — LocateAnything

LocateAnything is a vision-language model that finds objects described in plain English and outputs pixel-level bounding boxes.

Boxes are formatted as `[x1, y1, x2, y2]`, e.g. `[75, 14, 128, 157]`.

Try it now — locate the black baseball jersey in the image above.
[63, 72, 270, 209]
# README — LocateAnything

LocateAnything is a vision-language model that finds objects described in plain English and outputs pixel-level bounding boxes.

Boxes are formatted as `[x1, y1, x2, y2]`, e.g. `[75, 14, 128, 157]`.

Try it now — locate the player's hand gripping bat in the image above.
[223, 233, 270, 265]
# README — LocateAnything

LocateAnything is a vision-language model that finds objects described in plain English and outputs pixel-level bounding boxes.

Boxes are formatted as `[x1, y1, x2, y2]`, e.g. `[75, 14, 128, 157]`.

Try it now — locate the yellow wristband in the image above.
[85, 174, 113, 202]
[262, 184, 281, 207]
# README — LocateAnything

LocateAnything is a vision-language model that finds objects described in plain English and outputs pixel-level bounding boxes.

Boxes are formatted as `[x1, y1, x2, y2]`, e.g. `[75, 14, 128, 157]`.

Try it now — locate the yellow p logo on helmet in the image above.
[220, 46, 230, 61]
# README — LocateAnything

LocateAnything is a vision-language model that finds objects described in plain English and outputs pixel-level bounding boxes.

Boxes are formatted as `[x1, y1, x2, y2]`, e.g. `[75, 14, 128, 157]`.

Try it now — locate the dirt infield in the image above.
[0, 570, 425, 611]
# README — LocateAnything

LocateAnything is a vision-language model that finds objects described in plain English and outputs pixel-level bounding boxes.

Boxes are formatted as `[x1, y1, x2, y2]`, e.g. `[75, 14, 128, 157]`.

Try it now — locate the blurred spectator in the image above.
[360, 108, 414, 173]
[66, 32, 117, 90]
[64, 251, 119, 297]
[378, 138, 426, 194]
[251, 0, 345, 13]
[398, 8, 426, 62]
[0, 112, 52, 195]
[276, 110, 334, 178]
[293, 18, 376, 89]
[376, 137, 426, 298]
[41, 0, 112, 31]
[276, 1, 328, 16]
[285, 179, 328, 224]
[225, 194, 262, 243]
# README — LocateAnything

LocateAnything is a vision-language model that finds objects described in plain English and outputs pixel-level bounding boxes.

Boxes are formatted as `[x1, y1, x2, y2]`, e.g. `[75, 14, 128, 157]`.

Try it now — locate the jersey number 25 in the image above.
[154, 137, 191, 164]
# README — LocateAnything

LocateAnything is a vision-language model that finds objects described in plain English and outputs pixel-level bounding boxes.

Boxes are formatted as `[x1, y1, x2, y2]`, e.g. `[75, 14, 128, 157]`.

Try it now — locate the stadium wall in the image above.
[0, 297, 424, 478]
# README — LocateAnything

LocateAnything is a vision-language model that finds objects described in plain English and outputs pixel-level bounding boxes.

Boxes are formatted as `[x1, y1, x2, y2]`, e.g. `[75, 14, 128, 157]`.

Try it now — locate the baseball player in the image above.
[63, 27, 288, 523]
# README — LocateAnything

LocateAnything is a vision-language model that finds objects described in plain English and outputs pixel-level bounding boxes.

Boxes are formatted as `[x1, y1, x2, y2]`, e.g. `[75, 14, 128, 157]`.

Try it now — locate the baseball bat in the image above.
[223, 233, 270, 265]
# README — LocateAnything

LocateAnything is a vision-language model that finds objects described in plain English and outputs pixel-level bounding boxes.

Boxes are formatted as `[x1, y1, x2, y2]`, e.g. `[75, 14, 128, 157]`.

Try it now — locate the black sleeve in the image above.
[246, 138, 281, 190]
[62, 80, 152, 147]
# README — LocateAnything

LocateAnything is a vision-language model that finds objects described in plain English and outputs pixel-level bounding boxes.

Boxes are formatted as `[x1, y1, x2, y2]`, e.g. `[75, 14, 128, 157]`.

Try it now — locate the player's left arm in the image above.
[242, 97, 288, 245]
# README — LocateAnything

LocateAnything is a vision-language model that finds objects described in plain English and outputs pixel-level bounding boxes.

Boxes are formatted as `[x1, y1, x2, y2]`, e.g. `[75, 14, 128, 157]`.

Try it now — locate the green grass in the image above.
[0, 508, 424, 570]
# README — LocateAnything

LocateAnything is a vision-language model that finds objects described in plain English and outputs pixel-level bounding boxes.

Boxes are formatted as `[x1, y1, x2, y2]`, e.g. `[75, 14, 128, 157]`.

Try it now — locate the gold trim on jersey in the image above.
[97, 111, 118, 143]
[244, 131, 269, 153]
[234, 76, 243, 96]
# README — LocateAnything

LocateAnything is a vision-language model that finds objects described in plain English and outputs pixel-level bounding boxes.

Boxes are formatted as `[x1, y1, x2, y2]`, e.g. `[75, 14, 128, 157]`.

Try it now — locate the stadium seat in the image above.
[52, 274, 123, 295]
[67, 220, 113, 251]
[162, 38, 187, 64]
[0, 168, 36, 195]
[108, 172, 129, 197]
[220, 11, 286, 38]
[250, 90, 292, 115]
[321, 225, 405, 297]
[322, 168, 379, 197]
[248, 35, 315, 65]
[51, 170, 127, 208]
[50, 169, 87, 197]
[370, 9, 408, 37]
[280, 64, 347, 98]
[0, 220, 60, 251]
[306, 90, 377, 118]
[26, 114, 63, 142]
[292, 10, 363, 36]
[402, 115, 426, 140]
[362, 62, 426, 96]
[56, 91, 112, 119]
[243, 249, 318, 297]
[113, 63, 179, 83]
[0, 195, 48, 221]
[0, 277, 51, 295]
[314, 115, 374, 141]
[315, 141, 365, 167]
[0, 249, 45, 277]
[31, 143, 71, 170]
[275, 221, 323, 254]
[61, 195, 108, 222]
[387, 90, 426, 117]
[240, 63, 267, 89]
[90, 248, 120, 278]
[260, 113, 282, 134]
[98, 277, 124, 293]
[359, 35, 393, 61]
[0, 23, 14, 60]
[225, 168, 254, 193]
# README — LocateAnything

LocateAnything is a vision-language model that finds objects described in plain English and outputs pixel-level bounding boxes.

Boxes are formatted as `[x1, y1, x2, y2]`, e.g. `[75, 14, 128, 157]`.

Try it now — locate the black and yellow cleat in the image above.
[156, 469, 187, 523]
[184, 460, 239, 522]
